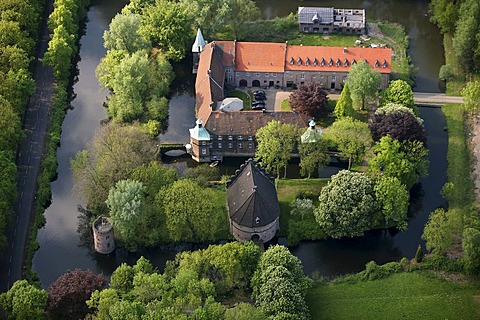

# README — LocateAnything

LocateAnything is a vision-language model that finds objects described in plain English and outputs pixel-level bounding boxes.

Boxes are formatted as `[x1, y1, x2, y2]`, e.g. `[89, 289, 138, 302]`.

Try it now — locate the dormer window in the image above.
[313, 58, 318, 66]
[352, 59, 357, 65]
[374, 59, 380, 68]
[382, 59, 388, 68]
[344, 59, 349, 67]
[290, 57, 294, 65]
[329, 58, 333, 66]
[306, 57, 310, 66]
[336, 59, 341, 67]
[321, 58, 325, 66]
[297, 57, 302, 66]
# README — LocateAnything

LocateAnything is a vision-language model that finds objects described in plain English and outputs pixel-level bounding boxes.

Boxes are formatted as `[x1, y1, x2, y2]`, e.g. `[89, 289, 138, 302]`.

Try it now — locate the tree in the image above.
[0, 280, 47, 320]
[106, 179, 146, 248]
[130, 161, 178, 199]
[140, 0, 191, 60]
[103, 13, 150, 53]
[0, 152, 17, 248]
[255, 120, 298, 178]
[0, 96, 24, 153]
[333, 83, 355, 119]
[324, 117, 372, 169]
[429, 0, 460, 34]
[374, 176, 409, 230]
[289, 83, 328, 118]
[415, 245, 424, 263]
[314, 170, 377, 238]
[453, 0, 480, 72]
[43, 24, 75, 79]
[218, 0, 259, 39]
[380, 80, 418, 114]
[184, 164, 220, 187]
[46, 269, 106, 320]
[462, 228, 480, 274]
[346, 60, 382, 110]
[224, 303, 265, 320]
[161, 179, 224, 242]
[368, 136, 428, 190]
[110, 263, 135, 293]
[368, 109, 427, 144]
[71, 122, 156, 213]
[462, 80, 480, 114]
[298, 140, 329, 178]
[422, 208, 463, 255]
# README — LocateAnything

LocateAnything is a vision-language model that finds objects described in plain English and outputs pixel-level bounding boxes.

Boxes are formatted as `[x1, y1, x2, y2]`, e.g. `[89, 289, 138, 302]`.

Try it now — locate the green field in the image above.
[307, 272, 480, 320]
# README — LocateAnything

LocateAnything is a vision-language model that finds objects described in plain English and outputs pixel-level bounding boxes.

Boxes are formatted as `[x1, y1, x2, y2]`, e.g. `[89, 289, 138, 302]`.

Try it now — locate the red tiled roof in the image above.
[204, 111, 309, 136]
[235, 42, 286, 73]
[285, 46, 392, 73]
[215, 41, 235, 66]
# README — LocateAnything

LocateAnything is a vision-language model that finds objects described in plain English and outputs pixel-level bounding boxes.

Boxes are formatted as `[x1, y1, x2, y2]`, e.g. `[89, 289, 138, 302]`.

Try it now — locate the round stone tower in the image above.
[92, 216, 115, 254]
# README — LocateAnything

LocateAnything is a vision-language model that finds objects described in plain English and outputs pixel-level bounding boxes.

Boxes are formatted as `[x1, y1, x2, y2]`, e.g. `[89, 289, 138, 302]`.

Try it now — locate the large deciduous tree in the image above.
[161, 179, 224, 242]
[46, 269, 106, 320]
[0, 280, 47, 320]
[333, 82, 355, 119]
[429, 0, 460, 34]
[380, 80, 418, 114]
[0, 96, 24, 153]
[453, 0, 480, 72]
[373, 176, 409, 230]
[106, 179, 146, 249]
[298, 140, 329, 178]
[71, 122, 156, 213]
[103, 13, 150, 53]
[324, 117, 372, 169]
[289, 83, 328, 118]
[422, 208, 463, 255]
[346, 60, 382, 110]
[462, 80, 480, 114]
[255, 120, 298, 178]
[368, 108, 427, 144]
[140, 0, 191, 60]
[462, 227, 480, 274]
[314, 170, 377, 238]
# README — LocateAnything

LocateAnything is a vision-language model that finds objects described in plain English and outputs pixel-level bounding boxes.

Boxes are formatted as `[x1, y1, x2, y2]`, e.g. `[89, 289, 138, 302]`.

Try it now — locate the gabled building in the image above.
[226, 159, 280, 243]
[298, 6, 366, 34]
[188, 35, 391, 162]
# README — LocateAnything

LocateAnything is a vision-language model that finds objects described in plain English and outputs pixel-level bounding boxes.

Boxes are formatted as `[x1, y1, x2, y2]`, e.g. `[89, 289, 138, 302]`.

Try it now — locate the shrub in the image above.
[415, 245, 424, 263]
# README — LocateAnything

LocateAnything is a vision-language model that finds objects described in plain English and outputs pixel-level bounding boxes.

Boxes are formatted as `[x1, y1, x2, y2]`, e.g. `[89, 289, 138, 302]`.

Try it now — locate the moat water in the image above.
[33, 0, 446, 287]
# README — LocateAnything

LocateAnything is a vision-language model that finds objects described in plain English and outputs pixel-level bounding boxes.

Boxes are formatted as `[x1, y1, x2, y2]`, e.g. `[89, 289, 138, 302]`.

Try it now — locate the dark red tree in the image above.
[368, 111, 427, 144]
[289, 83, 328, 118]
[46, 269, 106, 320]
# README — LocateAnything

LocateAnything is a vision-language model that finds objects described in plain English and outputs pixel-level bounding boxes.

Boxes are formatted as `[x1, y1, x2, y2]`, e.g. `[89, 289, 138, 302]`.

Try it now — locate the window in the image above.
[237, 135, 243, 140]
[344, 59, 349, 67]
[313, 58, 318, 66]
[238, 142, 243, 149]
[228, 135, 233, 140]
[265, 73, 269, 77]
[321, 75, 325, 79]
[290, 57, 294, 65]
[321, 58, 325, 66]
[246, 73, 250, 77]
[218, 142, 223, 149]
[236, 72, 240, 76]
[200, 141, 206, 145]
[201, 148, 207, 155]
[297, 57, 302, 66]
[382, 60, 388, 68]
[248, 135, 253, 141]
[226, 67, 232, 73]
[228, 75, 233, 82]
[228, 142, 233, 149]
[374, 59, 380, 68]
[300, 74, 305, 79]
[352, 59, 357, 65]
[273, 73, 277, 77]
[306, 58, 310, 66]
[329, 58, 333, 66]
[106, 236, 110, 240]
[336, 59, 341, 67]
[248, 142, 253, 149]
[255, 72, 260, 77]
[217, 135, 223, 140]
[331, 75, 336, 81]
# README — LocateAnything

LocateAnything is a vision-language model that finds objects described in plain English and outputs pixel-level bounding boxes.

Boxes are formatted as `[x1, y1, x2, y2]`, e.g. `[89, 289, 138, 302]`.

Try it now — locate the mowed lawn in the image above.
[307, 272, 480, 320]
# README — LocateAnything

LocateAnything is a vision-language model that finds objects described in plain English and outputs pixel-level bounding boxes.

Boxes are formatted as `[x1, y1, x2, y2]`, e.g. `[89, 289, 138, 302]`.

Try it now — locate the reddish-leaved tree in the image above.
[46, 269, 106, 320]
[289, 83, 328, 118]
[368, 111, 427, 145]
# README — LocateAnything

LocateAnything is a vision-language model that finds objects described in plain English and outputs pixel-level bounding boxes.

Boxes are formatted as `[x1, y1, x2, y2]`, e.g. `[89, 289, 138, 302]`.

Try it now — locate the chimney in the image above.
[343, 47, 347, 54]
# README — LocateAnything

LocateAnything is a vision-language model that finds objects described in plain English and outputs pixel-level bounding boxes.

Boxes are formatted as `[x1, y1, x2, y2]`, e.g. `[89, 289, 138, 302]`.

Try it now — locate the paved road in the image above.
[0, 0, 54, 292]
[326, 92, 464, 106]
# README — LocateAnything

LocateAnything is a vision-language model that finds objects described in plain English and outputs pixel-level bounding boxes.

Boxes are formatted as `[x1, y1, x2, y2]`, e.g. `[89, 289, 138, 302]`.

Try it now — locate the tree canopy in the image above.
[298, 139, 329, 178]
[324, 117, 372, 169]
[373, 176, 409, 230]
[462, 80, 480, 114]
[255, 120, 298, 178]
[333, 83, 355, 119]
[289, 82, 328, 118]
[0, 280, 47, 320]
[103, 13, 150, 54]
[380, 80, 418, 114]
[422, 208, 463, 255]
[314, 170, 377, 238]
[346, 60, 382, 110]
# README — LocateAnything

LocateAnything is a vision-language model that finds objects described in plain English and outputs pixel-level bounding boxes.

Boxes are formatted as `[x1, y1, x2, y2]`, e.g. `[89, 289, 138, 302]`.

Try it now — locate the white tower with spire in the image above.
[192, 28, 207, 74]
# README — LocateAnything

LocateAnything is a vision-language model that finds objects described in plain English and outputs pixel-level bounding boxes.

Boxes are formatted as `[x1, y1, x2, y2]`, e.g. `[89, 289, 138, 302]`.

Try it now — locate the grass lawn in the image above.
[307, 272, 480, 320]
[281, 98, 291, 111]
[276, 178, 329, 244]
[442, 104, 475, 208]
[226, 90, 252, 110]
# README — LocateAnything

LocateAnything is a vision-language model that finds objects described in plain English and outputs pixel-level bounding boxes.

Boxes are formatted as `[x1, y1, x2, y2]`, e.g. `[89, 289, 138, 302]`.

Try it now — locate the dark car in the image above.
[251, 101, 266, 110]
[253, 90, 266, 100]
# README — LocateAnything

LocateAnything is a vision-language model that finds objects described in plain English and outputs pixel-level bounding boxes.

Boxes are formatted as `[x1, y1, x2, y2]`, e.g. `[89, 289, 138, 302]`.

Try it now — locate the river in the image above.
[33, 0, 446, 287]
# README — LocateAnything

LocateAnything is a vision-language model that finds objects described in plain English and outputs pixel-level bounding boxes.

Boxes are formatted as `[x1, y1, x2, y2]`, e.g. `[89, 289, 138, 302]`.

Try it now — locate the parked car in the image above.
[253, 90, 266, 100]
[254, 89, 266, 96]
[252, 104, 266, 111]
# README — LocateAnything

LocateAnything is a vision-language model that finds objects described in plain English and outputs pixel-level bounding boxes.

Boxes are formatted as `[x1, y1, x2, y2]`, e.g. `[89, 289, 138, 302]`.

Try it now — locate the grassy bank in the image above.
[441, 104, 475, 209]
[443, 35, 465, 95]
[276, 178, 329, 245]
[307, 272, 480, 319]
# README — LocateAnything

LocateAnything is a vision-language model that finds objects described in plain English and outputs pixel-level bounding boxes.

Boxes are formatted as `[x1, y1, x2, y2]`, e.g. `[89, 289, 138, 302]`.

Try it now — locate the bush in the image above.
[439, 64, 454, 81]
[360, 261, 402, 281]
[415, 245, 424, 263]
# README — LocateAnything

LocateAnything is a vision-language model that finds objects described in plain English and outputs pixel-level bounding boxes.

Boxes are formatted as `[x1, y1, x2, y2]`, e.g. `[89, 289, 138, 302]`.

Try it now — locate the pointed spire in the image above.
[192, 28, 207, 53]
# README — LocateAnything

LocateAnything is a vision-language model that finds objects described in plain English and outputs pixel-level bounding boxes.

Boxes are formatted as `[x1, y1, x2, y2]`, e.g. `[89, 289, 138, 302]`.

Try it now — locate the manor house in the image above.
[187, 30, 392, 163]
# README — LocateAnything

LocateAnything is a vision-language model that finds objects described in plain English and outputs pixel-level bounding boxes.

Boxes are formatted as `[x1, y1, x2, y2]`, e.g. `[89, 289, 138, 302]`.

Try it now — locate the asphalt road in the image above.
[0, 0, 54, 292]
[327, 92, 464, 106]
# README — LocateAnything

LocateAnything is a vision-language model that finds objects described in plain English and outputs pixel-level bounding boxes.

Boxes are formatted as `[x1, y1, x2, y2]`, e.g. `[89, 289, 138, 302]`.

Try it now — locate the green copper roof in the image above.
[301, 120, 322, 143]
[189, 119, 211, 141]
